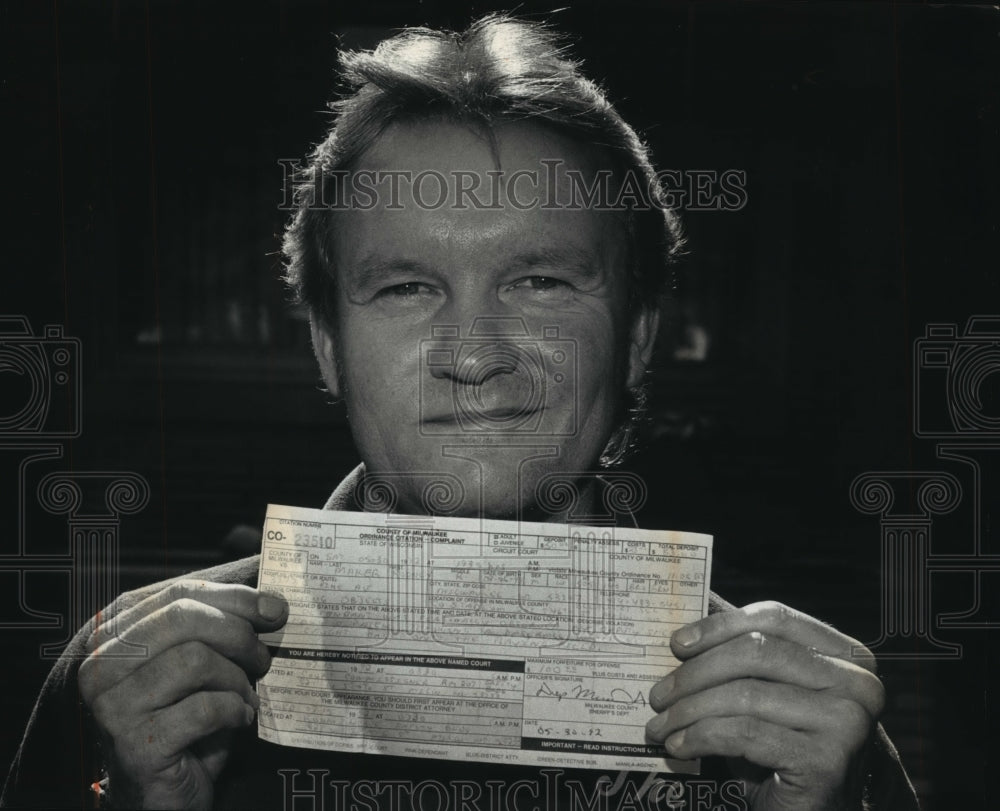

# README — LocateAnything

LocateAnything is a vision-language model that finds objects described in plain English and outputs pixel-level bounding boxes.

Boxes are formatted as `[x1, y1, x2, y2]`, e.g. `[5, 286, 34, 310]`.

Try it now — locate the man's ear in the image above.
[309, 315, 341, 399]
[626, 303, 660, 389]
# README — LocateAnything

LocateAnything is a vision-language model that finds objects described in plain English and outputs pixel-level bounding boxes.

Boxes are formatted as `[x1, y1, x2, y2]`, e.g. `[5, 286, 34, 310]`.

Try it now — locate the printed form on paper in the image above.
[256, 504, 713, 773]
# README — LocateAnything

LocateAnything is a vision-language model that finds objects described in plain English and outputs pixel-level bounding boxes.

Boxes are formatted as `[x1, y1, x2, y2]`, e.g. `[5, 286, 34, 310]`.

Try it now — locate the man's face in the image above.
[312, 119, 657, 519]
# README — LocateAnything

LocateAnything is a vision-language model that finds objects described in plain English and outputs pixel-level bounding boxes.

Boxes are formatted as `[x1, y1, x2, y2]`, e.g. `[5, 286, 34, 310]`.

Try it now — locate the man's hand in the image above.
[78, 580, 288, 810]
[645, 601, 884, 811]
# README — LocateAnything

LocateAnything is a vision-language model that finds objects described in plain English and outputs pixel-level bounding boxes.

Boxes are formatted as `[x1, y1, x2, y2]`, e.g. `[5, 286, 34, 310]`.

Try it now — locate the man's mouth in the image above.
[421, 405, 542, 426]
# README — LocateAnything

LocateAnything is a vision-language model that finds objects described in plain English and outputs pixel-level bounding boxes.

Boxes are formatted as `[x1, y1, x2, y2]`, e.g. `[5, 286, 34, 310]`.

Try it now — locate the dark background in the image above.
[2, 1, 998, 808]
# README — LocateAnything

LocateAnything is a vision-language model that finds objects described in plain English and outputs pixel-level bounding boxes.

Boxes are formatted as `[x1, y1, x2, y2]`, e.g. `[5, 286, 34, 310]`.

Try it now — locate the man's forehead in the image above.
[329, 117, 631, 277]
[357, 116, 609, 176]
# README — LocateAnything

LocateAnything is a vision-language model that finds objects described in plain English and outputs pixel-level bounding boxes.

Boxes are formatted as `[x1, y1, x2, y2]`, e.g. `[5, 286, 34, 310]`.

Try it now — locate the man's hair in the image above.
[281, 13, 685, 327]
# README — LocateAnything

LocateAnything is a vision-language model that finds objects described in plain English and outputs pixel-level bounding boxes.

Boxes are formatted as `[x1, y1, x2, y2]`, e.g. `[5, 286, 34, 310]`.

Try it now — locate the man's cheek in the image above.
[343, 353, 419, 422]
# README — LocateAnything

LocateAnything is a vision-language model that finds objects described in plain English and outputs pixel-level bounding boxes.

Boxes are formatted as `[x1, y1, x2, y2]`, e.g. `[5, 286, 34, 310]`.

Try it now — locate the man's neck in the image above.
[331, 465, 628, 526]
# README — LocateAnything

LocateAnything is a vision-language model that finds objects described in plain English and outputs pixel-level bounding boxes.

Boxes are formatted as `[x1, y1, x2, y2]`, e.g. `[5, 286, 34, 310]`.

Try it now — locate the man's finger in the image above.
[660, 715, 817, 776]
[80, 600, 271, 700]
[645, 678, 874, 747]
[670, 600, 878, 673]
[139, 691, 256, 765]
[85, 580, 287, 653]
[651, 631, 885, 719]
[90, 642, 259, 724]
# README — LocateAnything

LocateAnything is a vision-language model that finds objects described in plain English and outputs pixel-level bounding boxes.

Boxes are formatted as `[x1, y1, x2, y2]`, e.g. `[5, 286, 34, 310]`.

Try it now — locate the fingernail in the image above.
[666, 729, 685, 752]
[248, 690, 260, 710]
[243, 703, 256, 725]
[645, 711, 670, 741]
[673, 625, 701, 647]
[649, 674, 675, 708]
[258, 594, 286, 621]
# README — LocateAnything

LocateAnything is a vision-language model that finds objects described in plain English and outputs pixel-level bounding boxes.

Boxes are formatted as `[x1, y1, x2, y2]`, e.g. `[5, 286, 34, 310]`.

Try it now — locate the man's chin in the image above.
[361, 479, 561, 522]
[383, 482, 591, 524]
[362, 444, 600, 521]
[385, 489, 528, 522]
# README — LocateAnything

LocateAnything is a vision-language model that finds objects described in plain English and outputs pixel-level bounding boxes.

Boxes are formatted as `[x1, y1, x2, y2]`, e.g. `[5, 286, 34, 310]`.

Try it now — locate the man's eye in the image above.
[378, 282, 433, 298]
[509, 276, 571, 292]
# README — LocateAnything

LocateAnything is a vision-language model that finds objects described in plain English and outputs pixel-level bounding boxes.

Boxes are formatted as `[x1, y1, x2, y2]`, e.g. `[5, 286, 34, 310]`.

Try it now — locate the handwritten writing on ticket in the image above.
[256, 505, 713, 773]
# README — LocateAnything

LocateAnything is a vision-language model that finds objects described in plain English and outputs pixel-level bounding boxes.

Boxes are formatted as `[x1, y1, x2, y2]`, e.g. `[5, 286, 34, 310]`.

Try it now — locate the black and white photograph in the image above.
[2, 2, 998, 808]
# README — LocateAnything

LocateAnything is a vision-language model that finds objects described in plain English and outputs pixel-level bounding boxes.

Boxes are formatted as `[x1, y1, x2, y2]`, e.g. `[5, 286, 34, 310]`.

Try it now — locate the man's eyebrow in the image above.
[507, 245, 601, 274]
[346, 245, 602, 287]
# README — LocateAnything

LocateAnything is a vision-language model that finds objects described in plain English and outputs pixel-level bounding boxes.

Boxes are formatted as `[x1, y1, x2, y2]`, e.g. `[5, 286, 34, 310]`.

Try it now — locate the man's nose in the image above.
[429, 342, 519, 384]
[426, 300, 527, 385]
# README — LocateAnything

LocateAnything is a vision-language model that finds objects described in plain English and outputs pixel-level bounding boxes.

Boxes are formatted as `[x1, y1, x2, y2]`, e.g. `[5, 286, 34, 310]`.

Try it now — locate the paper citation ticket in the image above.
[257, 505, 713, 773]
